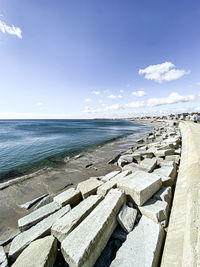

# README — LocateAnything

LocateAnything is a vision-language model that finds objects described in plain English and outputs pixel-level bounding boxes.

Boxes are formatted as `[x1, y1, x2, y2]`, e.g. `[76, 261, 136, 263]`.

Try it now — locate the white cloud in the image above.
[0, 20, 22, 39]
[131, 90, 146, 97]
[99, 100, 103, 104]
[36, 102, 43, 106]
[84, 103, 123, 114]
[85, 98, 91, 102]
[103, 90, 111, 94]
[119, 90, 124, 93]
[108, 94, 123, 99]
[92, 90, 100, 95]
[139, 62, 190, 83]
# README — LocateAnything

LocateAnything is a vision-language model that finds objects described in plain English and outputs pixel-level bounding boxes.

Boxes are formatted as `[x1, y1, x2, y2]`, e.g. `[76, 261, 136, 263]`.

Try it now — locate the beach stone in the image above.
[53, 188, 82, 207]
[139, 157, 157, 172]
[51, 195, 102, 242]
[122, 162, 148, 172]
[117, 204, 137, 233]
[61, 189, 126, 267]
[9, 205, 71, 260]
[12, 235, 57, 267]
[153, 165, 177, 186]
[77, 177, 103, 199]
[101, 170, 121, 182]
[139, 199, 169, 225]
[97, 170, 131, 196]
[0, 246, 8, 267]
[19, 194, 49, 210]
[34, 195, 54, 210]
[165, 154, 180, 164]
[110, 216, 165, 267]
[18, 202, 61, 231]
[153, 186, 172, 205]
[117, 170, 162, 206]
[117, 155, 134, 167]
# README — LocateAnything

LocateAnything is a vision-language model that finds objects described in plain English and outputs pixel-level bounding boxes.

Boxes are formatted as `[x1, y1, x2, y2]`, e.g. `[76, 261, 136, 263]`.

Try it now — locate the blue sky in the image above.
[0, 0, 200, 119]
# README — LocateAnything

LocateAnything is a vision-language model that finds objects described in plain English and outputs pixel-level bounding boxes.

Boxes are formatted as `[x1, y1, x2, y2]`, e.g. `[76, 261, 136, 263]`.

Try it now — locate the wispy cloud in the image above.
[131, 90, 146, 97]
[139, 62, 190, 83]
[108, 94, 123, 99]
[0, 20, 22, 39]
[85, 98, 92, 102]
[92, 90, 100, 95]
[36, 102, 43, 106]
[119, 90, 124, 93]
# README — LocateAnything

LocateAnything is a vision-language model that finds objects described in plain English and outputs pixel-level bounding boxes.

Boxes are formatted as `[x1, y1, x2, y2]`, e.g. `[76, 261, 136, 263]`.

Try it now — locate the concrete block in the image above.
[97, 171, 131, 196]
[122, 162, 148, 172]
[61, 189, 126, 267]
[139, 199, 169, 224]
[101, 171, 121, 182]
[154, 149, 175, 158]
[34, 195, 54, 210]
[165, 155, 180, 164]
[18, 202, 61, 231]
[153, 165, 177, 186]
[110, 216, 165, 267]
[52, 195, 103, 242]
[117, 170, 162, 206]
[117, 155, 133, 167]
[0, 246, 8, 267]
[12, 235, 57, 267]
[117, 204, 137, 233]
[53, 188, 82, 207]
[9, 205, 71, 260]
[139, 158, 157, 172]
[153, 186, 172, 205]
[77, 178, 103, 199]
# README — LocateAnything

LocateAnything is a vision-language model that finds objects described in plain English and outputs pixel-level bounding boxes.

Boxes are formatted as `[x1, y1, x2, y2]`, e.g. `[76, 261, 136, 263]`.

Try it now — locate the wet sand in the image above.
[0, 121, 157, 249]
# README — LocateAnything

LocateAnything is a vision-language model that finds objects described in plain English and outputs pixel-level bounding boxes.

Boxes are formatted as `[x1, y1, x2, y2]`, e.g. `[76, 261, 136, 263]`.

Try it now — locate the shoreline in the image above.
[0, 120, 156, 245]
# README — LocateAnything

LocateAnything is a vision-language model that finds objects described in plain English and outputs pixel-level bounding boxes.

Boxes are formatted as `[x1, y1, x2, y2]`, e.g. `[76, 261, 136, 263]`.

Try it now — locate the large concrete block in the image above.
[110, 216, 165, 267]
[12, 235, 57, 267]
[153, 186, 172, 205]
[165, 155, 180, 164]
[117, 171, 162, 206]
[154, 149, 175, 158]
[0, 246, 8, 267]
[61, 189, 126, 267]
[52, 195, 103, 242]
[139, 158, 157, 172]
[53, 188, 82, 207]
[117, 204, 137, 233]
[101, 171, 121, 182]
[77, 178, 103, 199]
[117, 155, 133, 167]
[153, 165, 177, 186]
[122, 162, 147, 172]
[9, 205, 71, 260]
[18, 202, 61, 231]
[97, 171, 131, 196]
[139, 199, 169, 225]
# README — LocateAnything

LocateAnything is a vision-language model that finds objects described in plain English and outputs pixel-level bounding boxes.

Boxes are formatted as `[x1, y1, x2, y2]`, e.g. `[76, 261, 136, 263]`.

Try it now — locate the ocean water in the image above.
[0, 119, 152, 180]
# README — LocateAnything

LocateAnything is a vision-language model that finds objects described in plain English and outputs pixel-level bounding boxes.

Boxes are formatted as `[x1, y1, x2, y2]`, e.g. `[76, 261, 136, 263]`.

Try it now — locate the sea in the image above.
[0, 119, 153, 181]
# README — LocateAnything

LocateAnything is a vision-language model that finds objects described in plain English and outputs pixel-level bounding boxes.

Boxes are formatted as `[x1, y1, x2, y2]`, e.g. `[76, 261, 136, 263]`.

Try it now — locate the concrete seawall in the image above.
[161, 121, 200, 267]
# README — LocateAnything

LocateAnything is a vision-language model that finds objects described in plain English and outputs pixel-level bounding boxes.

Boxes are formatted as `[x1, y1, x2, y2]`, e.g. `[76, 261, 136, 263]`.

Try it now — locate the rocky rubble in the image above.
[3, 122, 181, 266]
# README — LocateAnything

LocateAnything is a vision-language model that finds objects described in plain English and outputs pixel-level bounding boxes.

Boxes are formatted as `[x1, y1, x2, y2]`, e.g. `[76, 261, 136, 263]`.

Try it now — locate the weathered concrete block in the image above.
[153, 186, 172, 205]
[19, 194, 48, 210]
[53, 188, 82, 207]
[139, 158, 157, 172]
[122, 162, 148, 172]
[77, 178, 103, 199]
[117, 204, 137, 233]
[12, 235, 57, 267]
[0, 246, 8, 267]
[160, 160, 176, 168]
[34, 195, 54, 210]
[61, 189, 126, 267]
[9, 205, 71, 260]
[139, 199, 169, 224]
[52, 195, 103, 242]
[18, 202, 61, 231]
[110, 216, 165, 267]
[117, 170, 162, 206]
[153, 165, 177, 186]
[101, 171, 121, 182]
[97, 171, 131, 196]
[154, 149, 175, 158]
[165, 155, 180, 164]
[117, 155, 133, 167]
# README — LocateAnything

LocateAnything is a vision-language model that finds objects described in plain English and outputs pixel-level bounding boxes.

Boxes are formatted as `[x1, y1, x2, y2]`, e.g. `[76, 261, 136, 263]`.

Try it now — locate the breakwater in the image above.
[1, 121, 183, 266]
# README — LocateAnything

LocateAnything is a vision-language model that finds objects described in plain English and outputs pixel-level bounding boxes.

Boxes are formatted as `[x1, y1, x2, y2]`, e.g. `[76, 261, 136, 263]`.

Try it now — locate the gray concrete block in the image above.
[117, 204, 137, 233]
[153, 186, 172, 205]
[61, 189, 126, 267]
[77, 178, 103, 199]
[52, 195, 103, 242]
[101, 171, 121, 182]
[139, 158, 157, 172]
[0, 246, 8, 267]
[110, 216, 165, 267]
[53, 188, 82, 207]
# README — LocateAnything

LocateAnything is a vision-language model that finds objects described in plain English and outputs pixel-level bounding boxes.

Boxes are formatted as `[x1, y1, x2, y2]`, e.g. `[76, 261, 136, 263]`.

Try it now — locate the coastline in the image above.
[0, 120, 156, 245]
